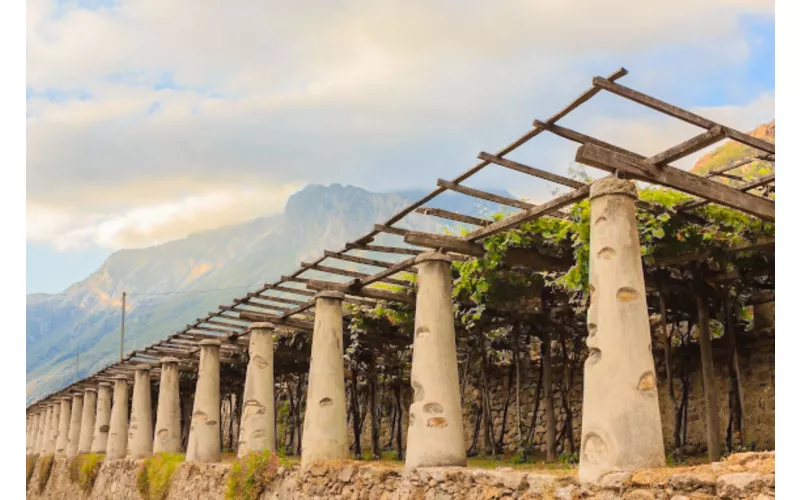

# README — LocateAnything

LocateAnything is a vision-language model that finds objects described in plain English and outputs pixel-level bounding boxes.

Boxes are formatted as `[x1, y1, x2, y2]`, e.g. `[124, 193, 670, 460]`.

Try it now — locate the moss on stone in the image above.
[225, 449, 280, 500]
[136, 452, 185, 500]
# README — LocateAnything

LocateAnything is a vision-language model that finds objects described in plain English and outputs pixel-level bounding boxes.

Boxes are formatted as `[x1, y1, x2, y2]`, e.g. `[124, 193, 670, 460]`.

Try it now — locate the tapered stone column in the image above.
[238, 322, 276, 457]
[154, 357, 182, 454]
[56, 397, 71, 456]
[26, 415, 32, 454]
[37, 408, 47, 454]
[66, 393, 83, 458]
[405, 252, 467, 469]
[301, 291, 348, 466]
[186, 340, 221, 462]
[91, 382, 113, 453]
[106, 375, 130, 459]
[128, 365, 154, 459]
[579, 178, 665, 482]
[41, 404, 54, 455]
[78, 388, 97, 454]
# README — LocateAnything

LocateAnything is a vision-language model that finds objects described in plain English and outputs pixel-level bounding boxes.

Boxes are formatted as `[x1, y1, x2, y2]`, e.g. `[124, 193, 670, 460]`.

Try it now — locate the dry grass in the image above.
[26, 455, 38, 485]
[36, 455, 55, 493]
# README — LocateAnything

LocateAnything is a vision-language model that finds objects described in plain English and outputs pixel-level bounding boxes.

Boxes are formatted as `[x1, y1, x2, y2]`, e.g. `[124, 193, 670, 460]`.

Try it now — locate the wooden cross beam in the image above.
[305, 279, 416, 305]
[592, 77, 775, 155]
[574, 143, 775, 221]
[415, 207, 492, 227]
[345, 242, 423, 256]
[646, 126, 726, 168]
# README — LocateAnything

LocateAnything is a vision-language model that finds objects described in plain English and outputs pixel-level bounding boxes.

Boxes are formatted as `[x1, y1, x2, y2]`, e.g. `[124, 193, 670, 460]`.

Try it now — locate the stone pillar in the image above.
[301, 291, 349, 466]
[405, 252, 467, 469]
[91, 382, 113, 453]
[154, 357, 182, 454]
[238, 322, 276, 457]
[78, 388, 97, 454]
[26, 414, 34, 454]
[128, 365, 154, 459]
[579, 178, 665, 482]
[38, 408, 48, 454]
[40, 404, 54, 455]
[56, 397, 71, 456]
[66, 393, 83, 458]
[106, 375, 130, 460]
[186, 340, 221, 462]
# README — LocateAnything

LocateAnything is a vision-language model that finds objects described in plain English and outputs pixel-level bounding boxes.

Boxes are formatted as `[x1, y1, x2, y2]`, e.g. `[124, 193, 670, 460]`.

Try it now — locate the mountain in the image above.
[690, 120, 775, 182]
[26, 183, 517, 403]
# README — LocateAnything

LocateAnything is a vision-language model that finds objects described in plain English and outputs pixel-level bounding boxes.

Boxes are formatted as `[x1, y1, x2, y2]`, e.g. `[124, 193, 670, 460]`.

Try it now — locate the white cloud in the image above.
[26, 0, 774, 251]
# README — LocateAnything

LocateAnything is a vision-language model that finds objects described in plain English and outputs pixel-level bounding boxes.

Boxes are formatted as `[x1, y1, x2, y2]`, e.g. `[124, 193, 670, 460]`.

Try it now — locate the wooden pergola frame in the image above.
[28, 66, 775, 410]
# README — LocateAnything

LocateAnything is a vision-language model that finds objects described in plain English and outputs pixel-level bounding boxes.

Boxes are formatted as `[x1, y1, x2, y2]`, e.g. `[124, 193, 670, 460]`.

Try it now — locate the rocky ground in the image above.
[26, 451, 775, 499]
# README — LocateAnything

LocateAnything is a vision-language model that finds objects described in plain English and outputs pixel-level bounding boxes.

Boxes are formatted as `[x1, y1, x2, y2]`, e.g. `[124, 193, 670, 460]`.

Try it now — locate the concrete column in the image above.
[56, 397, 71, 456]
[29, 412, 38, 454]
[78, 388, 97, 454]
[106, 375, 130, 459]
[91, 382, 113, 453]
[301, 291, 348, 466]
[40, 404, 54, 455]
[154, 357, 182, 454]
[186, 340, 221, 462]
[405, 252, 467, 469]
[579, 178, 665, 482]
[66, 393, 84, 458]
[37, 408, 48, 454]
[128, 365, 154, 459]
[26, 414, 34, 454]
[238, 322, 276, 457]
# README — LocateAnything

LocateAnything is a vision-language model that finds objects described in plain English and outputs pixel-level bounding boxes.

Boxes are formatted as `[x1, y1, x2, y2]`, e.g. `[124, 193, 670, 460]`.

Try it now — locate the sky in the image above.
[26, 0, 776, 294]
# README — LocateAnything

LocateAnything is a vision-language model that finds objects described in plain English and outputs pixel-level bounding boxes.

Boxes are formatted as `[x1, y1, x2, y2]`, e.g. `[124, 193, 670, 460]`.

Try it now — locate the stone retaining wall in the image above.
[25, 451, 775, 499]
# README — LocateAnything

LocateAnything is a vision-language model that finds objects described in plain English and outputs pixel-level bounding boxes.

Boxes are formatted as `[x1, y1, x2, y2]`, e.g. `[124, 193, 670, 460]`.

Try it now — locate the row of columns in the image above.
[25, 179, 664, 481]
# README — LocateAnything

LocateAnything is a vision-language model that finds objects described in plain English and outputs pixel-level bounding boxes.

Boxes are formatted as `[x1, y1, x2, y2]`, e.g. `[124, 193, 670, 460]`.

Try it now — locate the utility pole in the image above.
[120, 291, 126, 362]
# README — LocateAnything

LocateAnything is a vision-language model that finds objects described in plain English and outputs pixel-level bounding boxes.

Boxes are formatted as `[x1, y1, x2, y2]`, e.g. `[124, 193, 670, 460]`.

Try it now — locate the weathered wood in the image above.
[653, 238, 774, 267]
[239, 300, 293, 313]
[373, 224, 410, 236]
[188, 324, 235, 335]
[237, 310, 315, 331]
[345, 257, 418, 289]
[464, 183, 593, 241]
[703, 156, 767, 178]
[593, 77, 775, 155]
[267, 285, 316, 297]
[405, 231, 484, 256]
[696, 294, 722, 461]
[202, 319, 248, 330]
[646, 126, 726, 167]
[574, 144, 775, 221]
[305, 279, 415, 305]
[678, 173, 775, 212]
[247, 293, 306, 306]
[324, 250, 415, 272]
[415, 207, 491, 226]
[346, 242, 422, 256]
[300, 262, 411, 287]
[437, 179, 532, 210]
[478, 152, 585, 189]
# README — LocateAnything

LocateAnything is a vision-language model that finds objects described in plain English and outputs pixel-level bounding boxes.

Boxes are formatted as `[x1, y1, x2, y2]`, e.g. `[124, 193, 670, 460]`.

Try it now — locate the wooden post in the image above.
[541, 330, 556, 461]
[696, 295, 721, 461]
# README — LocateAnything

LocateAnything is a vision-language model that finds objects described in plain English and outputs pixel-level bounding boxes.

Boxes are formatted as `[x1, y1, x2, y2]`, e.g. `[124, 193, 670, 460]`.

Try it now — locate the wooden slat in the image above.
[704, 154, 772, 178]
[238, 310, 315, 330]
[415, 207, 491, 226]
[345, 243, 423, 256]
[464, 183, 593, 241]
[373, 224, 410, 236]
[300, 262, 411, 287]
[345, 257, 418, 288]
[646, 126, 726, 167]
[478, 152, 585, 189]
[679, 173, 775, 211]
[593, 77, 775, 155]
[247, 293, 306, 306]
[437, 179, 531, 210]
[574, 144, 775, 221]
[324, 250, 414, 271]
[305, 279, 415, 305]
[405, 231, 484, 257]
[265, 285, 315, 297]
[240, 300, 293, 313]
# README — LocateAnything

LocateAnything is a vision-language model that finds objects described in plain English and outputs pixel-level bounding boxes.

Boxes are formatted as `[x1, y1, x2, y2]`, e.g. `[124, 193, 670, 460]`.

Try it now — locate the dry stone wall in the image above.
[26, 451, 775, 499]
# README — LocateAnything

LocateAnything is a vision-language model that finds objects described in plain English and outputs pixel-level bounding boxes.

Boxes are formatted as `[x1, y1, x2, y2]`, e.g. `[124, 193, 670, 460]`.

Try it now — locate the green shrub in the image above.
[556, 452, 579, 465]
[26, 455, 38, 485]
[136, 453, 185, 500]
[37, 455, 55, 493]
[68, 454, 104, 493]
[225, 449, 280, 500]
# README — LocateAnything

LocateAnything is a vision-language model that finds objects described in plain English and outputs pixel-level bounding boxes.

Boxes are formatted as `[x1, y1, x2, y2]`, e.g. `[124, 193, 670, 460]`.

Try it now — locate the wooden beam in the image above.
[574, 143, 775, 221]
[415, 207, 491, 227]
[704, 156, 765, 178]
[300, 262, 411, 287]
[373, 224, 410, 236]
[593, 77, 775, 155]
[305, 279, 415, 305]
[646, 126, 726, 167]
[238, 310, 314, 331]
[345, 242, 423, 256]
[478, 152, 585, 189]
[266, 285, 315, 297]
[679, 173, 775, 212]
[437, 179, 532, 210]
[405, 231, 484, 257]
[464, 184, 593, 241]
[239, 300, 293, 313]
[324, 250, 415, 272]
[346, 257, 418, 288]
[247, 293, 305, 306]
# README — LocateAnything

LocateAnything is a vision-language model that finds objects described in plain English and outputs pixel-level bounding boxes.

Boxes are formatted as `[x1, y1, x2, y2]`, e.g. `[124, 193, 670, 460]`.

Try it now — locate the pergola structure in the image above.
[26, 68, 775, 481]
